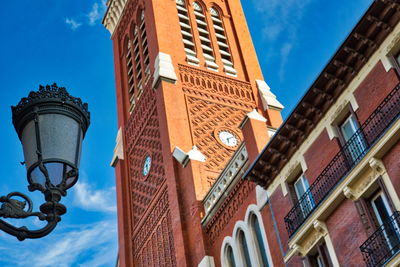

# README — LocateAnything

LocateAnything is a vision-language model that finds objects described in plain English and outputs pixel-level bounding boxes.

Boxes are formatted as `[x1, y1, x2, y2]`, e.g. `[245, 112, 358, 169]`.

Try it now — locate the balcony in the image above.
[284, 84, 400, 238]
[360, 211, 400, 267]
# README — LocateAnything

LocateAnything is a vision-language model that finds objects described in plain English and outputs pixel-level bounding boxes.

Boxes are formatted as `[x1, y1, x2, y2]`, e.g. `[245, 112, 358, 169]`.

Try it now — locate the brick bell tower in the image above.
[103, 0, 283, 266]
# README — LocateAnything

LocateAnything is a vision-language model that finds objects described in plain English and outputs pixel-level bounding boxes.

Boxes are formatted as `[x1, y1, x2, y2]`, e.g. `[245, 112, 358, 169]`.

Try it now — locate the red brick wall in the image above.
[326, 199, 367, 266]
[354, 63, 400, 124]
[269, 186, 293, 253]
[383, 141, 400, 194]
[260, 192, 287, 267]
[303, 129, 341, 184]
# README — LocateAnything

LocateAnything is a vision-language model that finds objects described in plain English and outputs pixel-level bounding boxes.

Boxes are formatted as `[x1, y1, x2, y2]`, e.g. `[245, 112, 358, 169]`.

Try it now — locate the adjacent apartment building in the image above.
[103, 0, 400, 266]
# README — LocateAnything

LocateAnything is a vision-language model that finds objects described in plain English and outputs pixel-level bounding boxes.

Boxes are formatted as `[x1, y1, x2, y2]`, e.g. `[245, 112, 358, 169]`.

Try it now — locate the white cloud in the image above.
[279, 43, 293, 80]
[73, 181, 116, 212]
[65, 18, 82, 30]
[87, 3, 101, 26]
[252, 0, 314, 79]
[0, 220, 118, 267]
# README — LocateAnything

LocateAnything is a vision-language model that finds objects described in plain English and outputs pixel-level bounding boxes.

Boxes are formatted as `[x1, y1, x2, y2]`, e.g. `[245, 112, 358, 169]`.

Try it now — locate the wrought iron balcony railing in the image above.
[360, 211, 400, 267]
[284, 84, 400, 237]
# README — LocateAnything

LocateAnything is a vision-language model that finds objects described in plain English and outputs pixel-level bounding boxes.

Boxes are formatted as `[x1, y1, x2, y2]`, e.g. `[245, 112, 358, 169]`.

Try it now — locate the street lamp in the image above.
[0, 83, 90, 241]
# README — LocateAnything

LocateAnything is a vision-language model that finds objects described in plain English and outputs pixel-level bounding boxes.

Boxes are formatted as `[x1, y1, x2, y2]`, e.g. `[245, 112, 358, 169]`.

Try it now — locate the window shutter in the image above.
[210, 8, 236, 76]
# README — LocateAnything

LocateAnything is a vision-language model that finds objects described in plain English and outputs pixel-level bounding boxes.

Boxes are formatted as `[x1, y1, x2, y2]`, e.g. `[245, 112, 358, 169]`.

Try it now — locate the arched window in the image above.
[176, 0, 199, 65]
[225, 245, 236, 267]
[251, 214, 270, 267]
[139, 10, 150, 83]
[238, 230, 252, 267]
[125, 39, 135, 112]
[210, 8, 236, 76]
[193, 2, 218, 70]
[132, 26, 143, 99]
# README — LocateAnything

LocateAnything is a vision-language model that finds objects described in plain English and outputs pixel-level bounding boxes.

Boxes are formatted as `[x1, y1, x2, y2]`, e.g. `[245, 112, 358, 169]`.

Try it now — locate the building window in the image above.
[303, 242, 333, 267]
[176, 0, 199, 65]
[125, 40, 135, 113]
[210, 7, 236, 76]
[238, 230, 252, 267]
[132, 26, 143, 99]
[225, 245, 236, 267]
[139, 11, 150, 84]
[339, 113, 366, 162]
[250, 214, 270, 267]
[291, 174, 315, 217]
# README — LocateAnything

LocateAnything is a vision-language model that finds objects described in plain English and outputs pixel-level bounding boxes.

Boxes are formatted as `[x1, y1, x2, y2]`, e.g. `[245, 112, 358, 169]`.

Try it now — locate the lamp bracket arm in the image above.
[0, 218, 57, 241]
[0, 192, 46, 220]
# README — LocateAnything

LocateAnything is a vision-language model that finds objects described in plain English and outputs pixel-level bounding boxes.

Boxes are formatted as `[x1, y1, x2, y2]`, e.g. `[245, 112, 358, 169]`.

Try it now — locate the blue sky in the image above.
[0, 0, 371, 266]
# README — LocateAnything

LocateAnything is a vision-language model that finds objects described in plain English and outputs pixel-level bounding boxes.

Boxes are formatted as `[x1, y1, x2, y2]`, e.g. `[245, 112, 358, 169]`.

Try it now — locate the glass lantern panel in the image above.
[30, 166, 47, 187]
[38, 114, 81, 166]
[21, 120, 39, 170]
[44, 162, 64, 186]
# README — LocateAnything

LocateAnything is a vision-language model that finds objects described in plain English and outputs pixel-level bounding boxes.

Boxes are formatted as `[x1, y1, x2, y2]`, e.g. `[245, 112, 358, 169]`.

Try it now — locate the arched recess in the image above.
[245, 204, 274, 267]
[221, 236, 240, 267]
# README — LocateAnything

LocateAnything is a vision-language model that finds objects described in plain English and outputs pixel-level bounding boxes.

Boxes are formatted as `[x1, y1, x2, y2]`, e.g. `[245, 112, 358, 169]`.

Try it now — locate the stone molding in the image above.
[103, 0, 128, 35]
[152, 52, 178, 88]
[110, 127, 124, 167]
[255, 79, 284, 111]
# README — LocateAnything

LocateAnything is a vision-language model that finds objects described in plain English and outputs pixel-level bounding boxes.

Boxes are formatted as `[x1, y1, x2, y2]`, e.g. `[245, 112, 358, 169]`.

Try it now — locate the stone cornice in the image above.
[102, 0, 128, 36]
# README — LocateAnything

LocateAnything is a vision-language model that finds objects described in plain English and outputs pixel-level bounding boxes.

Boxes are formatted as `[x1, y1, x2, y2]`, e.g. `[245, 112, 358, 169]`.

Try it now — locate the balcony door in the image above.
[340, 114, 366, 163]
[371, 192, 400, 253]
[294, 175, 315, 217]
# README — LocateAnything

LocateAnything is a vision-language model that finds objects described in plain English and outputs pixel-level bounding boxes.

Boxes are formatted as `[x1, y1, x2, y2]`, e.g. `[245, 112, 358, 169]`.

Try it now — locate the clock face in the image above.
[218, 130, 238, 147]
[142, 155, 152, 177]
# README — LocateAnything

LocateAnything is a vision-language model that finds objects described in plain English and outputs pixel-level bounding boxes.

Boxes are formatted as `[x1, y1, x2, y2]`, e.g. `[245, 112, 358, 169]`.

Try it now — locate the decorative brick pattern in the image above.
[125, 86, 176, 265]
[186, 96, 247, 172]
[135, 210, 177, 267]
[179, 64, 255, 182]
[179, 64, 255, 110]
[117, 0, 139, 40]
[126, 95, 165, 225]
[204, 179, 255, 243]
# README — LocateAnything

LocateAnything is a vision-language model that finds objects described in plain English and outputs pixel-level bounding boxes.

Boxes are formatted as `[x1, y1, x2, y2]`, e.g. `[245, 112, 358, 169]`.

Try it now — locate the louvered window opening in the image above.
[210, 8, 236, 76]
[140, 12, 151, 84]
[176, 0, 199, 65]
[126, 42, 136, 113]
[193, 2, 218, 71]
[133, 26, 143, 99]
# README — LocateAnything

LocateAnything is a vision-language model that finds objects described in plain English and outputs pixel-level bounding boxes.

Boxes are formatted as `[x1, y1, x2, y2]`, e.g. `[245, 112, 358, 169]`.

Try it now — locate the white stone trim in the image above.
[110, 127, 124, 167]
[152, 52, 178, 88]
[103, 0, 128, 36]
[256, 79, 284, 111]
[221, 237, 240, 267]
[202, 144, 247, 216]
[220, 205, 274, 267]
[198, 256, 215, 267]
[188, 146, 206, 162]
[172, 146, 190, 167]
[247, 109, 267, 122]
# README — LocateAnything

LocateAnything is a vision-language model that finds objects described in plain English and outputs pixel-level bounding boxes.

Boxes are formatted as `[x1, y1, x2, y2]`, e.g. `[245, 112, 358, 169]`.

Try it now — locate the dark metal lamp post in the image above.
[0, 83, 90, 241]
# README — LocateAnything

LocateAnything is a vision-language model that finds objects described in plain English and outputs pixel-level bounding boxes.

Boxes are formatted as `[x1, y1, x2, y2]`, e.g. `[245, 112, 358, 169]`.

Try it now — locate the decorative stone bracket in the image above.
[256, 80, 284, 111]
[287, 220, 328, 260]
[110, 128, 124, 167]
[152, 52, 178, 88]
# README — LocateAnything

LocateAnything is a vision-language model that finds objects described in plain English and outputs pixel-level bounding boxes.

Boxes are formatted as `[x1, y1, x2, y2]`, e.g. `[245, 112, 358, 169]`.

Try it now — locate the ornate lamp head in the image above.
[11, 83, 90, 196]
